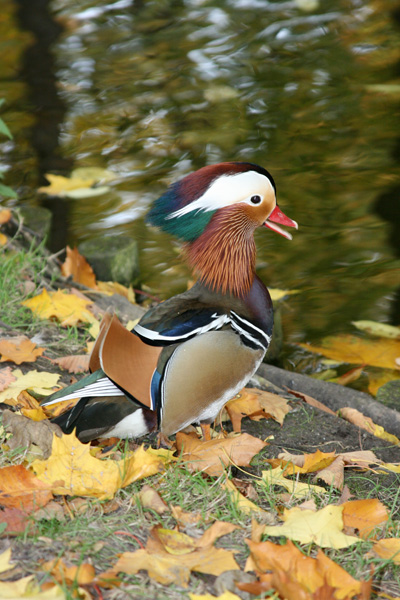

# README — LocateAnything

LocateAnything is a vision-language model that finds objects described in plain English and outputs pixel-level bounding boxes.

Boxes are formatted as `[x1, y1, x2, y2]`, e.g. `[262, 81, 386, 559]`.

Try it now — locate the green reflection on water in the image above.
[2, 0, 399, 345]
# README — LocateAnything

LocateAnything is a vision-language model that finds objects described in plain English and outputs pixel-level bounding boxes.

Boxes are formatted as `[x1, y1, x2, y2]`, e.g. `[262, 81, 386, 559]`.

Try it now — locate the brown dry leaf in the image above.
[0, 336, 45, 365]
[263, 504, 360, 549]
[42, 558, 95, 586]
[175, 432, 266, 476]
[287, 388, 337, 416]
[0, 208, 12, 224]
[0, 366, 16, 391]
[107, 522, 239, 587]
[31, 431, 166, 499]
[246, 539, 368, 599]
[342, 499, 388, 538]
[300, 334, 400, 370]
[2, 410, 62, 459]
[50, 354, 90, 374]
[0, 507, 30, 535]
[0, 464, 53, 511]
[339, 407, 400, 444]
[61, 246, 97, 289]
[139, 485, 169, 514]
[315, 456, 345, 490]
[22, 288, 97, 328]
[226, 388, 290, 431]
[372, 538, 400, 564]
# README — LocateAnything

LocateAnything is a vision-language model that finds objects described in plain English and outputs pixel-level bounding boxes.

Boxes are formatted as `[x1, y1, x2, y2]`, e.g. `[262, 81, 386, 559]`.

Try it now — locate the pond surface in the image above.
[1, 0, 399, 355]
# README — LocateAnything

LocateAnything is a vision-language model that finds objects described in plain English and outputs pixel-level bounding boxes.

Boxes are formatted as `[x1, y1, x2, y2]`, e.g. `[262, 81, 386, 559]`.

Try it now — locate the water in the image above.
[1, 0, 399, 352]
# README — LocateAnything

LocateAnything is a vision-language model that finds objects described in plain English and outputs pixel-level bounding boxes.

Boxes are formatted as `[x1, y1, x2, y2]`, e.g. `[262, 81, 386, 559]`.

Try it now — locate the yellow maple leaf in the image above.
[263, 505, 361, 549]
[260, 466, 327, 499]
[0, 369, 60, 403]
[189, 593, 242, 600]
[31, 431, 165, 499]
[300, 334, 400, 370]
[340, 407, 400, 445]
[22, 289, 98, 327]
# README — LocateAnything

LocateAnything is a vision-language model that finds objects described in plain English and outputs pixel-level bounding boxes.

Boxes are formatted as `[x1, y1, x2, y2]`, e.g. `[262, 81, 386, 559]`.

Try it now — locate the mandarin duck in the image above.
[42, 162, 297, 442]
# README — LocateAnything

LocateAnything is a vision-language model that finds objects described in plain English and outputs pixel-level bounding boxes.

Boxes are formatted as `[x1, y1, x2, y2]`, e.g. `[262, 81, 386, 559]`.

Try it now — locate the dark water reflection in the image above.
[1, 0, 399, 348]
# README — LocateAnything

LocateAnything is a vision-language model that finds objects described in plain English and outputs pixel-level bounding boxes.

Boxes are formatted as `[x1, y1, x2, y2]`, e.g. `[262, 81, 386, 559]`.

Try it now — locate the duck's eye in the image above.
[250, 195, 262, 205]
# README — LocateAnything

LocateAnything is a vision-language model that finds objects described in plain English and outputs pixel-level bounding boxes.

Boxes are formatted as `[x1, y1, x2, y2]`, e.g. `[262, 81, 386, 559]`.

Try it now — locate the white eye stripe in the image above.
[166, 171, 275, 219]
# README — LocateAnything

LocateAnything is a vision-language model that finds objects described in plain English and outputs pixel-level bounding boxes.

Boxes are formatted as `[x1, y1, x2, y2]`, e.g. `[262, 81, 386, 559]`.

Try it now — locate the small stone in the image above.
[79, 235, 140, 287]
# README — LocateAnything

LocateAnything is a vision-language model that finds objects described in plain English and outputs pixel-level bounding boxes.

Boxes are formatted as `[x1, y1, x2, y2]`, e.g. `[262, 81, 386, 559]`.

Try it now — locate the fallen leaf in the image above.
[0, 366, 16, 391]
[22, 289, 97, 328]
[31, 432, 165, 499]
[175, 432, 266, 476]
[314, 456, 345, 490]
[342, 499, 388, 538]
[225, 388, 290, 431]
[287, 388, 337, 416]
[0, 464, 53, 511]
[368, 369, 400, 396]
[107, 521, 239, 587]
[97, 280, 136, 303]
[332, 365, 364, 386]
[339, 407, 400, 444]
[0, 233, 7, 246]
[170, 506, 202, 527]
[246, 539, 368, 599]
[263, 505, 361, 549]
[269, 288, 300, 302]
[0, 548, 13, 573]
[189, 593, 242, 600]
[0, 507, 29, 535]
[300, 334, 400, 370]
[372, 538, 400, 563]
[49, 354, 90, 373]
[42, 558, 95, 585]
[0, 336, 45, 365]
[38, 168, 114, 198]
[0, 208, 12, 225]
[260, 466, 327, 499]
[280, 449, 337, 474]
[2, 410, 62, 459]
[0, 575, 65, 599]
[352, 320, 400, 339]
[139, 485, 169, 514]
[0, 369, 60, 403]
[222, 479, 264, 515]
[61, 246, 97, 289]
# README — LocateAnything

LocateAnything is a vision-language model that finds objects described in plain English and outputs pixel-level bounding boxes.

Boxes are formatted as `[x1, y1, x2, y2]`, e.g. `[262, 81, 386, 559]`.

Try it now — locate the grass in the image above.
[1, 232, 400, 599]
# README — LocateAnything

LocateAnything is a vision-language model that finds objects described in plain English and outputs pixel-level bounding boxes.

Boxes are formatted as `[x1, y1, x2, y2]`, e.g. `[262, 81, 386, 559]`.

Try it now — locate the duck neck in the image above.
[185, 207, 256, 298]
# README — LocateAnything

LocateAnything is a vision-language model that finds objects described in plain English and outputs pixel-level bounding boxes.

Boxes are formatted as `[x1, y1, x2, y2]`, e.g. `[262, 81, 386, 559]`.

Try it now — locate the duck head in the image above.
[147, 162, 297, 296]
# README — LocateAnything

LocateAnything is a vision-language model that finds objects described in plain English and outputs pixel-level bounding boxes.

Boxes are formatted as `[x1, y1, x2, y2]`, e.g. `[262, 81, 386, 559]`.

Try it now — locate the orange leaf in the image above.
[0, 507, 29, 535]
[226, 388, 290, 431]
[175, 432, 266, 476]
[287, 388, 336, 416]
[0, 464, 53, 511]
[42, 558, 95, 585]
[61, 246, 97, 289]
[372, 538, 400, 564]
[0, 337, 44, 365]
[342, 499, 388, 538]
[0, 208, 12, 225]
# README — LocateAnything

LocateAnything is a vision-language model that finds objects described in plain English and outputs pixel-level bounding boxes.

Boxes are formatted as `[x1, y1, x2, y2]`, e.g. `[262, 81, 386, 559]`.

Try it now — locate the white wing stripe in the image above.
[230, 311, 271, 345]
[134, 313, 230, 342]
[41, 377, 125, 406]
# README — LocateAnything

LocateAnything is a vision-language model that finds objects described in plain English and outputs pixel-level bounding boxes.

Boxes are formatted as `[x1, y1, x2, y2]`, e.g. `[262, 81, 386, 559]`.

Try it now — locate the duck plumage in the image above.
[42, 162, 297, 442]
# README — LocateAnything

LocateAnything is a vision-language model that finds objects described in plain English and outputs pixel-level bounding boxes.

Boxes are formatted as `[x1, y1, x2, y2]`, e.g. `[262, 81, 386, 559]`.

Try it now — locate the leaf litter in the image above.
[1, 241, 400, 599]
